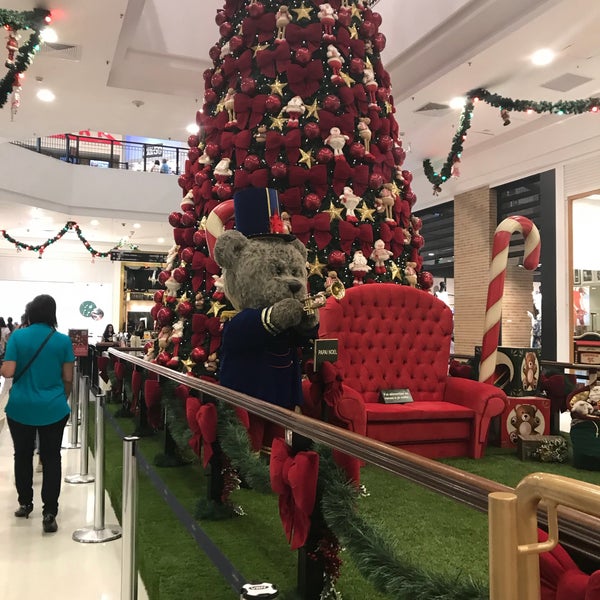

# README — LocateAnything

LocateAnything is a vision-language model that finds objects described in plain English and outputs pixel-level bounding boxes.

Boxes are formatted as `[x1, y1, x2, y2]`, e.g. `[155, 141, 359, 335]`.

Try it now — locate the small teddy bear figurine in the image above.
[363, 67, 378, 107]
[275, 5, 291, 41]
[325, 127, 350, 159]
[357, 117, 372, 154]
[404, 261, 418, 287]
[318, 3, 337, 40]
[223, 88, 236, 126]
[327, 44, 344, 85]
[214, 158, 232, 181]
[254, 124, 268, 144]
[376, 184, 396, 223]
[349, 250, 371, 285]
[283, 95, 305, 127]
[339, 186, 361, 222]
[370, 239, 393, 274]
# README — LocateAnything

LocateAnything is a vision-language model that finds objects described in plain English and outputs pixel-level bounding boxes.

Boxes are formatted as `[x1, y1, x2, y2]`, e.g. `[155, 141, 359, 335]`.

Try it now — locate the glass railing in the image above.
[11, 134, 187, 174]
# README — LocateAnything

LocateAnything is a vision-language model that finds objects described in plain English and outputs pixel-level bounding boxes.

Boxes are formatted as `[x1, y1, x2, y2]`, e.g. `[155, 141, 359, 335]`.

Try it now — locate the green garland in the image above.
[423, 87, 600, 194]
[0, 9, 51, 109]
[1, 221, 114, 258]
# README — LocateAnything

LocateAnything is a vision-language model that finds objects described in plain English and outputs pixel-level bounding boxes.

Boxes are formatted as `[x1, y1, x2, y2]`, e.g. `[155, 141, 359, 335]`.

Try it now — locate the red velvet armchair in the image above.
[306, 283, 506, 460]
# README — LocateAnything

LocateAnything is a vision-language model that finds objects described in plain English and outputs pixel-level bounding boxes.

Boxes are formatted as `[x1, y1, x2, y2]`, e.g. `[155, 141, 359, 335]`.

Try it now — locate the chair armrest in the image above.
[444, 376, 506, 417]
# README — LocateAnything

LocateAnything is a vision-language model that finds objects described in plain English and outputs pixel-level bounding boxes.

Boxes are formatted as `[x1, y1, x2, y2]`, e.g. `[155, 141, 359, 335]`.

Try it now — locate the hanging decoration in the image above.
[0, 8, 51, 112]
[1, 221, 117, 258]
[423, 87, 600, 194]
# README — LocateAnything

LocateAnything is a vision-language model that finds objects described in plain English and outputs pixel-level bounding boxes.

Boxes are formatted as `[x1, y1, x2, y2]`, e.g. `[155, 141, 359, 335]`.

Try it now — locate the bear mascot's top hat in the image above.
[205, 187, 294, 257]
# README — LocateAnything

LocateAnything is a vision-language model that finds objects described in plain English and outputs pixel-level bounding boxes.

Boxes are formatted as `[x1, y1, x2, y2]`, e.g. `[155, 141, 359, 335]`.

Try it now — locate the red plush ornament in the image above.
[378, 134, 393, 152]
[204, 89, 217, 104]
[419, 271, 434, 290]
[303, 122, 320, 140]
[317, 147, 334, 164]
[372, 32, 386, 53]
[187, 134, 200, 148]
[271, 162, 288, 178]
[402, 170, 413, 184]
[244, 154, 261, 172]
[177, 175, 189, 190]
[240, 77, 256, 95]
[337, 7, 352, 26]
[193, 230, 207, 246]
[209, 45, 221, 62]
[349, 142, 366, 159]
[328, 250, 346, 268]
[180, 212, 197, 227]
[180, 246, 194, 264]
[295, 47, 311, 64]
[323, 95, 341, 112]
[215, 183, 233, 199]
[156, 351, 171, 366]
[360, 20, 377, 38]
[219, 21, 233, 38]
[153, 290, 164, 304]
[190, 346, 208, 364]
[188, 147, 200, 162]
[211, 71, 224, 90]
[169, 212, 184, 228]
[369, 173, 384, 190]
[411, 233, 425, 249]
[177, 300, 193, 318]
[150, 303, 161, 321]
[157, 306, 174, 327]
[229, 35, 244, 52]
[194, 170, 208, 186]
[173, 267, 188, 284]
[205, 142, 220, 158]
[215, 10, 227, 26]
[247, 1, 265, 17]
[350, 57, 364, 74]
[304, 193, 321, 211]
[158, 270, 171, 285]
[265, 95, 282, 113]
[370, 12, 383, 27]
[376, 87, 390, 102]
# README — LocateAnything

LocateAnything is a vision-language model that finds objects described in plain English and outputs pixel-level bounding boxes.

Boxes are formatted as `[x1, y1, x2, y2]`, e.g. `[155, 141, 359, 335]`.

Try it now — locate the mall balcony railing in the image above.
[11, 134, 186, 174]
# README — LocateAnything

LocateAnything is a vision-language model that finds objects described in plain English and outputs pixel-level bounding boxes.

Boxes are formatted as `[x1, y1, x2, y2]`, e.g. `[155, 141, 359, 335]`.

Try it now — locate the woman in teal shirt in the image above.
[0, 295, 74, 533]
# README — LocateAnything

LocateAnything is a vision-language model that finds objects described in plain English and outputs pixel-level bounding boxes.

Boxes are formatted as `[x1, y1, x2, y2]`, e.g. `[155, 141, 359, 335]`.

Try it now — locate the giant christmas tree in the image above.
[149, 0, 431, 381]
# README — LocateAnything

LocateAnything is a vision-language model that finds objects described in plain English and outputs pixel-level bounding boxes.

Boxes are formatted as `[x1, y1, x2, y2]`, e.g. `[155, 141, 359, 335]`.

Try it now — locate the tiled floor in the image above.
[0, 382, 148, 600]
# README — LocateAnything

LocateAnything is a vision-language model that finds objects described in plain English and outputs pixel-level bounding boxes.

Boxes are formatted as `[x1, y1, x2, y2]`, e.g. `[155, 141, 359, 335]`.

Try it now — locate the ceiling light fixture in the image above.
[157, 237, 165, 244]
[90, 219, 99, 226]
[37, 89, 55, 102]
[133, 223, 141, 229]
[449, 96, 466, 110]
[531, 48, 555, 66]
[186, 123, 200, 134]
[40, 27, 58, 43]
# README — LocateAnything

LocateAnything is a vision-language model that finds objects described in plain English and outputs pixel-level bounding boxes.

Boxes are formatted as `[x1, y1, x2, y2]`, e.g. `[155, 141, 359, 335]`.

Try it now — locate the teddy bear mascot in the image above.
[206, 187, 319, 452]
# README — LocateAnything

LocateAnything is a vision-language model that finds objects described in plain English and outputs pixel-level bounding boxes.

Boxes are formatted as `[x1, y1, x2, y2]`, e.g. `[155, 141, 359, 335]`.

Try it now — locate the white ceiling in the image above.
[1, 0, 600, 250]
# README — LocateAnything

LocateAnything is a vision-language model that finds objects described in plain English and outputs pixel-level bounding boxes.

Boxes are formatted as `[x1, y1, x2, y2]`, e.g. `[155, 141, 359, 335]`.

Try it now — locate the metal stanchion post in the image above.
[121, 437, 139, 600]
[65, 376, 95, 484]
[73, 392, 122, 543]
[63, 358, 81, 449]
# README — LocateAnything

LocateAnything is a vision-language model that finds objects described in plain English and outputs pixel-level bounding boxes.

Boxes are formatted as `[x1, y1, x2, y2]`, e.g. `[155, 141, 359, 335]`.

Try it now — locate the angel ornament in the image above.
[275, 5, 292, 41]
[339, 186, 361, 222]
[283, 95, 306, 128]
[325, 127, 350, 159]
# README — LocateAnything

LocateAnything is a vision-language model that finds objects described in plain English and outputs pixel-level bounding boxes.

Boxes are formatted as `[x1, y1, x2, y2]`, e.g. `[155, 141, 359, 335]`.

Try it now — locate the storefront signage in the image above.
[110, 251, 167, 263]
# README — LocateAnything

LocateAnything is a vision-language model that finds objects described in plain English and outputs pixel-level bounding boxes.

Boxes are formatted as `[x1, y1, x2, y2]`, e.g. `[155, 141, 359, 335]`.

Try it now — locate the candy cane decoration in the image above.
[205, 199, 234, 258]
[478, 216, 541, 385]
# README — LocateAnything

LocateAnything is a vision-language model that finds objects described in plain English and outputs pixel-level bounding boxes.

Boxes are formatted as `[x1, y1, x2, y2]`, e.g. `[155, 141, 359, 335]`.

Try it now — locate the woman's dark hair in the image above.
[102, 324, 114, 340]
[27, 294, 58, 327]
[0, 317, 5, 328]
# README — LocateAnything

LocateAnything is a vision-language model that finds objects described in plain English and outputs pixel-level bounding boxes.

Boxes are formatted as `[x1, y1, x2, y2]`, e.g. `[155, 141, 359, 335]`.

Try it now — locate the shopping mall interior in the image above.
[1, 0, 600, 599]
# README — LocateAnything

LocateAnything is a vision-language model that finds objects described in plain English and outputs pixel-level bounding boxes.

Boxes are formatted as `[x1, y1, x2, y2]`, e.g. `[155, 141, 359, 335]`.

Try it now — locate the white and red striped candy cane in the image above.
[478, 215, 541, 385]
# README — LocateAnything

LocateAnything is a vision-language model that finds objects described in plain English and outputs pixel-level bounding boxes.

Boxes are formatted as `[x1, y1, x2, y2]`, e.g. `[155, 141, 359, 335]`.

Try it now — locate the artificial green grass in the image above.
[93, 403, 600, 599]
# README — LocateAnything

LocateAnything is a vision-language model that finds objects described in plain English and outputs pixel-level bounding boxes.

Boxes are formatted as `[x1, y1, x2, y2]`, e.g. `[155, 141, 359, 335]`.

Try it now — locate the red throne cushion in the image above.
[311, 283, 506, 460]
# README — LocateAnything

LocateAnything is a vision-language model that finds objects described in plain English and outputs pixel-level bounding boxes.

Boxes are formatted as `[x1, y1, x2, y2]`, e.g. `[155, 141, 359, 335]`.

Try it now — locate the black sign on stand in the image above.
[110, 251, 167, 263]
[313, 339, 338, 370]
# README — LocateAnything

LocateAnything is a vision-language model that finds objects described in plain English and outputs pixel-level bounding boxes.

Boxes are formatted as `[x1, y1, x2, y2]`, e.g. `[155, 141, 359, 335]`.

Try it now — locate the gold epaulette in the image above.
[219, 310, 240, 322]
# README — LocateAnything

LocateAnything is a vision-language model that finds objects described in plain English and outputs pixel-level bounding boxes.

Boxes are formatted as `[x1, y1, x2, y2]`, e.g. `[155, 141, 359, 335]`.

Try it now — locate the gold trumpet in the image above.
[302, 280, 345, 314]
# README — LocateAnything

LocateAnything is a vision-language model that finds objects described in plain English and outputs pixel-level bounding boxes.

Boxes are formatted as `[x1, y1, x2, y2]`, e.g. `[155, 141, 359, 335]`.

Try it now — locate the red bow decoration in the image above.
[286, 61, 324, 99]
[318, 110, 355, 138]
[338, 84, 369, 117]
[279, 187, 303, 215]
[219, 131, 235, 158]
[207, 317, 223, 354]
[234, 129, 253, 164]
[332, 160, 354, 196]
[221, 54, 237, 80]
[270, 437, 319, 550]
[287, 164, 328, 198]
[235, 49, 253, 79]
[191, 314, 209, 345]
[144, 379, 162, 430]
[234, 168, 270, 190]
[233, 92, 253, 128]
[389, 227, 410, 256]
[192, 252, 208, 293]
[338, 221, 374, 256]
[255, 43, 291, 78]
[205, 257, 220, 292]
[285, 23, 322, 52]
[242, 13, 276, 43]
[131, 370, 142, 412]
[114, 361, 125, 382]
[351, 164, 370, 197]
[378, 222, 394, 245]
[291, 214, 332, 249]
[186, 398, 217, 467]
[265, 129, 302, 165]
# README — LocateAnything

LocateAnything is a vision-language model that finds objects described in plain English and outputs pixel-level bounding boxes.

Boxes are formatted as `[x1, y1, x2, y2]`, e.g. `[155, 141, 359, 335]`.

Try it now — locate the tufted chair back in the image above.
[319, 283, 453, 403]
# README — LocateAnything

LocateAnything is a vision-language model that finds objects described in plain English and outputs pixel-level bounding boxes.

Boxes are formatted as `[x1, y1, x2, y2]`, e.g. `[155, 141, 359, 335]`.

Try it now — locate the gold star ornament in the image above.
[292, 3, 314, 20]
[390, 262, 402, 281]
[307, 255, 327, 278]
[270, 115, 287, 130]
[298, 149, 314, 168]
[305, 99, 319, 120]
[325, 204, 344, 221]
[269, 77, 288, 96]
[340, 71, 355, 87]
[181, 358, 195, 373]
[348, 24, 359, 39]
[207, 300, 227, 317]
[357, 204, 375, 222]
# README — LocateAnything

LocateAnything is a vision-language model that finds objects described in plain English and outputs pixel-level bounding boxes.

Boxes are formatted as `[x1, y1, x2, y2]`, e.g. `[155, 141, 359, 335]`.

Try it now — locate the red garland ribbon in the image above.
[131, 370, 142, 412]
[390, 227, 409, 256]
[285, 23, 322, 52]
[192, 252, 207, 293]
[286, 61, 324, 99]
[338, 84, 369, 116]
[270, 437, 320, 550]
[338, 221, 374, 256]
[219, 130, 235, 158]
[291, 213, 332, 249]
[265, 129, 302, 165]
[235, 49, 253, 79]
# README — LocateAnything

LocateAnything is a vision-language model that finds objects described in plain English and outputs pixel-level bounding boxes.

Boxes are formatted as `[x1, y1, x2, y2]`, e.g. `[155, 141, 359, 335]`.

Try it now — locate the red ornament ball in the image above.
[156, 351, 171, 366]
[229, 35, 244, 52]
[405, 189, 417, 207]
[180, 211, 196, 228]
[187, 134, 200, 148]
[317, 147, 334, 164]
[157, 306, 174, 327]
[190, 346, 208, 364]
[369, 173, 384, 190]
[418, 271, 434, 290]
[271, 162, 288, 179]
[177, 301, 193, 318]
[240, 77, 256, 95]
[295, 47, 311, 64]
[372, 32, 386, 53]
[204, 89, 217, 104]
[177, 175, 190, 190]
[194, 170, 208, 186]
[376, 87, 390, 102]
[215, 183, 233, 200]
[304, 193, 321, 212]
[193, 230, 207, 246]
[244, 154, 261, 172]
[219, 21, 233, 38]
[265, 95, 282, 113]
[153, 290, 164, 304]
[337, 7, 352, 27]
[378, 135, 393, 152]
[205, 142, 220, 158]
[158, 270, 171, 286]
[168, 212, 182, 228]
[209, 45, 221, 62]
[150, 303, 161, 321]
[323, 95, 341, 112]
[411, 233, 425, 249]
[180, 246, 194, 264]
[210, 71, 224, 90]
[392, 144, 405, 164]
[349, 142, 366, 159]
[402, 170, 413, 184]
[247, 1, 264, 17]
[173, 267, 188, 284]
[360, 20, 377, 39]
[303, 122, 320, 140]
[187, 147, 200, 163]
[215, 10, 227, 26]
[328, 250, 346, 268]
[350, 57, 364, 74]
[370, 12, 383, 27]
[411, 216, 423, 231]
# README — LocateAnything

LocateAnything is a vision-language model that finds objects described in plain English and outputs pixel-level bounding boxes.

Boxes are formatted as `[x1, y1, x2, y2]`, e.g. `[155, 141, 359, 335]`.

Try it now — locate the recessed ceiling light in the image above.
[428, 252, 435, 256]
[157, 237, 165, 244]
[133, 223, 141, 229]
[449, 96, 466, 110]
[90, 219, 99, 226]
[40, 27, 58, 43]
[186, 123, 200, 134]
[531, 48, 555, 66]
[37, 88, 55, 102]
